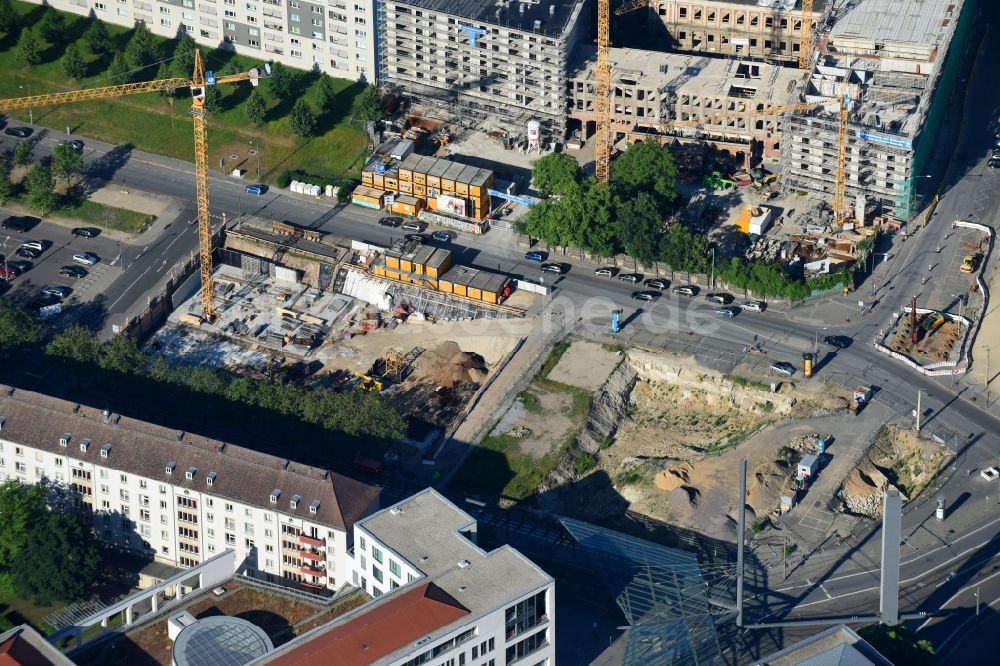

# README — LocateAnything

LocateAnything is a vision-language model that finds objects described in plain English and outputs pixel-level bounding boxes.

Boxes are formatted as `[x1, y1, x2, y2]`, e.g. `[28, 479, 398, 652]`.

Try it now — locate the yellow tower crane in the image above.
[0, 50, 270, 322]
[832, 93, 852, 226]
[594, 0, 613, 183]
[800, 0, 814, 70]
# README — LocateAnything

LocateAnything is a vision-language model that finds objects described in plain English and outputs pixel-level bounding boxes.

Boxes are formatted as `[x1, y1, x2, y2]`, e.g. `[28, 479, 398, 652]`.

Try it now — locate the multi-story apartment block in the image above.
[261, 488, 555, 665]
[27, 0, 376, 81]
[379, 0, 588, 137]
[0, 387, 380, 594]
[628, 0, 827, 65]
[568, 46, 800, 159]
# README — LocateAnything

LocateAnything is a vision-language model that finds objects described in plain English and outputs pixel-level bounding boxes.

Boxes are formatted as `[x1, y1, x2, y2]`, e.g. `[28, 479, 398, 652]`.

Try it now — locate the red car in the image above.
[0, 264, 22, 279]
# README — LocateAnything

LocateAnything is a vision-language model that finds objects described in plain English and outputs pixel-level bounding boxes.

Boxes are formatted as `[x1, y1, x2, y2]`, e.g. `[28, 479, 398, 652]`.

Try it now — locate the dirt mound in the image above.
[655, 464, 695, 492]
[668, 485, 701, 508]
[419, 341, 488, 388]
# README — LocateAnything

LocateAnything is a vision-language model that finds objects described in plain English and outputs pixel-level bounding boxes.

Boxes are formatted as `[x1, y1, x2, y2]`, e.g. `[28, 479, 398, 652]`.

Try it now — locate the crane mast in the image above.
[594, 0, 612, 183]
[800, 0, 814, 70]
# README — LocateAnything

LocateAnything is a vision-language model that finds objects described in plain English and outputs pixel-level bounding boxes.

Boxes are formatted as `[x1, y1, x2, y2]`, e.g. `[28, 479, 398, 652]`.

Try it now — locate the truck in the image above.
[849, 386, 872, 414]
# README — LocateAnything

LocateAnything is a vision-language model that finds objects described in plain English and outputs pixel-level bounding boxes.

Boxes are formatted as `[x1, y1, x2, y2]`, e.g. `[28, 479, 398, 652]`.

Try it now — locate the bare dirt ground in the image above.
[887, 314, 964, 364]
[546, 340, 622, 391]
[545, 349, 855, 540]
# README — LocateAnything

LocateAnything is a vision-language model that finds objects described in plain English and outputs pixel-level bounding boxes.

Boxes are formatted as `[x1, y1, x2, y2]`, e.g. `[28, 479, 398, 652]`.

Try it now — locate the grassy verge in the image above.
[1, 1, 369, 184]
[54, 199, 155, 235]
[0, 589, 62, 635]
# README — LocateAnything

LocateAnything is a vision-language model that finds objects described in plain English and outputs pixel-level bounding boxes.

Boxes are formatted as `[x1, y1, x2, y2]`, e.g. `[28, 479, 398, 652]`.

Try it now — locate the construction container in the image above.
[438, 266, 510, 304]
[390, 194, 423, 217]
[797, 454, 819, 482]
[352, 186, 385, 209]
[735, 206, 773, 235]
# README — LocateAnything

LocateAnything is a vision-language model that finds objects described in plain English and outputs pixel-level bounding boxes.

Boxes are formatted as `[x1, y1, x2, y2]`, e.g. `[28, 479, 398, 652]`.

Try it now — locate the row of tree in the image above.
[0, 480, 101, 606]
[0, 141, 87, 213]
[45, 326, 407, 440]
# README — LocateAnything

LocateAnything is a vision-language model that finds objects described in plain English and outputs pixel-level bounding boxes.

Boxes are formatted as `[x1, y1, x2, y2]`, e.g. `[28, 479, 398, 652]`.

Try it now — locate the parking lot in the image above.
[0, 212, 122, 312]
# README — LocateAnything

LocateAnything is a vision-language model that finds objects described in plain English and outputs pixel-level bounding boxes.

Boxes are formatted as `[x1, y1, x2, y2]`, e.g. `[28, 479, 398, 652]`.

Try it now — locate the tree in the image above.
[15, 28, 41, 66]
[124, 20, 158, 74]
[611, 141, 679, 206]
[23, 165, 57, 213]
[617, 192, 663, 264]
[52, 143, 85, 185]
[99, 334, 149, 374]
[0, 0, 20, 36]
[172, 33, 197, 77]
[580, 182, 617, 257]
[316, 73, 337, 114]
[46, 325, 101, 363]
[0, 300, 39, 354]
[12, 140, 30, 168]
[37, 9, 64, 43]
[857, 625, 935, 666]
[0, 480, 45, 573]
[204, 84, 222, 113]
[268, 62, 292, 99]
[355, 84, 383, 122]
[107, 52, 131, 85]
[245, 88, 267, 127]
[0, 158, 12, 203]
[83, 14, 113, 54]
[289, 99, 317, 138]
[61, 43, 87, 79]
[532, 153, 581, 197]
[11, 510, 101, 605]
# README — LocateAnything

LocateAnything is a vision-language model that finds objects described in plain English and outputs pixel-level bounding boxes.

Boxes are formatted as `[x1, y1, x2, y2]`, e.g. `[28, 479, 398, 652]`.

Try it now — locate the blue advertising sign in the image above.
[206, 71, 216, 86]
[858, 130, 912, 150]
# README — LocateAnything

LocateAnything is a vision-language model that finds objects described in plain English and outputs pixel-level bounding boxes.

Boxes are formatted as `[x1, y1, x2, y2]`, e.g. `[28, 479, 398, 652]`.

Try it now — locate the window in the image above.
[225, 533, 236, 545]
[372, 567, 383, 583]
[245, 508, 253, 517]
[245, 538, 255, 550]
[117, 5, 126, 14]
[359, 536, 366, 551]
[55, 458, 63, 467]
[225, 517, 235, 529]
[390, 560, 401, 577]
[100, 484, 109, 494]
[159, 484, 167, 494]
[207, 528, 215, 538]
[225, 503, 234, 512]
[120, 489, 130, 501]
[291, 49, 301, 58]
[160, 5, 169, 12]
[290, 12, 300, 20]
[371, 546, 383, 564]
[207, 512, 214, 522]
[506, 630, 546, 663]
[140, 509, 150, 521]
[244, 523, 254, 535]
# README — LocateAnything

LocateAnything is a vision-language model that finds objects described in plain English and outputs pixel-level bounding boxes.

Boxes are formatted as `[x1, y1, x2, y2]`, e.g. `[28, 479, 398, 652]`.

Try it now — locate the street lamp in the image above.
[2, 236, 9, 279]
[18, 84, 32, 125]
[250, 137, 261, 180]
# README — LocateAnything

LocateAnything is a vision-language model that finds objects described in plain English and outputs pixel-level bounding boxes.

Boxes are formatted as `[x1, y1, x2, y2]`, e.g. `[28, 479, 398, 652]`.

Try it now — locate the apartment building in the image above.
[629, 0, 827, 65]
[0, 387, 381, 594]
[781, 0, 974, 221]
[379, 0, 588, 137]
[28, 0, 376, 82]
[568, 46, 801, 158]
[259, 488, 555, 666]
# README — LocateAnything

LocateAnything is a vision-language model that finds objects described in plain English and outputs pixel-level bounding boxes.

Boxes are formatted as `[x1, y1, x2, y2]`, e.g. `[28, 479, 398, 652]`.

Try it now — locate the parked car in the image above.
[378, 216, 402, 228]
[41, 285, 72, 300]
[541, 263, 565, 274]
[26, 297, 59, 314]
[672, 285, 696, 296]
[618, 273, 641, 283]
[244, 184, 266, 195]
[59, 139, 84, 152]
[631, 290, 660, 301]
[705, 292, 733, 304]
[59, 265, 88, 279]
[824, 335, 853, 349]
[72, 227, 100, 238]
[4, 127, 32, 138]
[524, 250, 547, 262]
[15, 247, 41, 259]
[741, 300, 764, 312]
[594, 267, 615, 278]
[0, 264, 22, 279]
[989, 158, 1000, 169]
[644, 278, 668, 290]
[402, 221, 425, 232]
[1, 216, 34, 231]
[714, 306, 738, 318]
[20, 240, 44, 252]
[8, 260, 31, 274]
[770, 361, 796, 376]
[431, 230, 455, 242]
[72, 252, 99, 266]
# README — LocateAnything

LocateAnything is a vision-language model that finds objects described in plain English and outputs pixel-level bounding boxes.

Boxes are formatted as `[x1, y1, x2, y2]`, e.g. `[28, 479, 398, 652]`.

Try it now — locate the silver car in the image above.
[770, 362, 795, 376]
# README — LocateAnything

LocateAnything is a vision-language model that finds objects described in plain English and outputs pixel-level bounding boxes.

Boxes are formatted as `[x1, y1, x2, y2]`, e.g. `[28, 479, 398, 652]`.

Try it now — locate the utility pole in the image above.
[916, 389, 922, 432]
[710, 247, 716, 290]
[986, 347, 991, 407]
[736, 457, 747, 627]
[783, 534, 788, 580]
[976, 585, 981, 618]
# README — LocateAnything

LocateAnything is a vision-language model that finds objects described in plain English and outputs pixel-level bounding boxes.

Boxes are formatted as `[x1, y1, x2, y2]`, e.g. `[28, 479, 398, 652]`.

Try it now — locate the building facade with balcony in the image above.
[259, 488, 555, 666]
[26, 0, 376, 82]
[0, 387, 380, 595]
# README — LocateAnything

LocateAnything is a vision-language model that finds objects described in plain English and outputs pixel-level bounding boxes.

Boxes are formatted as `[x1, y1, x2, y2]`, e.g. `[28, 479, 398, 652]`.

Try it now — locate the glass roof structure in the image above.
[560, 517, 725, 666]
[173, 615, 274, 666]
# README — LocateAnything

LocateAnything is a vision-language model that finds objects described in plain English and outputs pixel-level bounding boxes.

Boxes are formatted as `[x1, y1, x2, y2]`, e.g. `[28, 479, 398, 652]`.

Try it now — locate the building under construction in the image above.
[781, 0, 977, 222]
[567, 46, 802, 160]
[377, 0, 588, 137]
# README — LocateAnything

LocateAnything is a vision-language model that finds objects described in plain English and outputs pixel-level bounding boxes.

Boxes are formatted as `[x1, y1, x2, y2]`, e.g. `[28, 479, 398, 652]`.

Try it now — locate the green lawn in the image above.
[1, 2, 369, 184]
[0, 589, 61, 635]
[54, 198, 155, 234]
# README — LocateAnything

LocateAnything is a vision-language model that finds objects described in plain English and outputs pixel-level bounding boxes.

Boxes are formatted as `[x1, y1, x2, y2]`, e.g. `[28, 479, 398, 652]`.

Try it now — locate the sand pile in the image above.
[420, 341, 488, 388]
